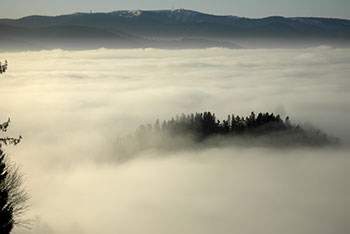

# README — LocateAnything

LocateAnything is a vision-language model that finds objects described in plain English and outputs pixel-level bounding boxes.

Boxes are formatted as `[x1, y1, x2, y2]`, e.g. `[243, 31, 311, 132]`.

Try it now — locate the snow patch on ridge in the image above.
[110, 10, 142, 17]
[128, 10, 142, 17]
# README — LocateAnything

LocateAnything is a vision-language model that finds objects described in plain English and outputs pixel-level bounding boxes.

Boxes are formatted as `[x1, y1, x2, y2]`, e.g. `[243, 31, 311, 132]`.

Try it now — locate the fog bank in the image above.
[0, 47, 348, 234]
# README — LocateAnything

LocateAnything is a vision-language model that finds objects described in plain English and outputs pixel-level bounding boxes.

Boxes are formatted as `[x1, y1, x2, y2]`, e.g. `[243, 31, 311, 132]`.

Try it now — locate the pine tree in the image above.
[0, 61, 29, 233]
[0, 150, 14, 233]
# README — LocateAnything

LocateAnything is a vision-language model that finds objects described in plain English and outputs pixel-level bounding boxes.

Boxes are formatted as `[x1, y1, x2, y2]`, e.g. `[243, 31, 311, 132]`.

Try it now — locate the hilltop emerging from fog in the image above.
[0, 9, 349, 51]
[114, 112, 339, 161]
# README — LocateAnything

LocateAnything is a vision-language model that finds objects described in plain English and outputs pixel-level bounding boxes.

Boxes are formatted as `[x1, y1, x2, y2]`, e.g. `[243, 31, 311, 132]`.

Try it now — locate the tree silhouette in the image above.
[133, 111, 338, 149]
[0, 151, 13, 233]
[0, 148, 29, 233]
[0, 61, 29, 234]
[143, 111, 292, 139]
[0, 61, 8, 74]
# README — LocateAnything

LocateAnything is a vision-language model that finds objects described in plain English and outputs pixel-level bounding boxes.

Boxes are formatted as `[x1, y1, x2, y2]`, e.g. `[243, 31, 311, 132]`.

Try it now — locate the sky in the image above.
[0, 0, 349, 19]
[0, 47, 349, 234]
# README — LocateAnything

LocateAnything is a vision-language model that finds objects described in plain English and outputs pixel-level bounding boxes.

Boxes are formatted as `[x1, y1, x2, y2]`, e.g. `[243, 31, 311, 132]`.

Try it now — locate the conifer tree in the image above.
[0, 150, 14, 233]
[0, 61, 29, 233]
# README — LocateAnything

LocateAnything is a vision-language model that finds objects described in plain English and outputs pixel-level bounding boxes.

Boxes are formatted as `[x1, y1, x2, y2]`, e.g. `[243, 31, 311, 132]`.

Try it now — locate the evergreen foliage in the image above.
[0, 61, 8, 74]
[0, 150, 14, 233]
[0, 146, 29, 234]
[134, 111, 338, 148]
[139, 112, 295, 140]
[0, 61, 28, 233]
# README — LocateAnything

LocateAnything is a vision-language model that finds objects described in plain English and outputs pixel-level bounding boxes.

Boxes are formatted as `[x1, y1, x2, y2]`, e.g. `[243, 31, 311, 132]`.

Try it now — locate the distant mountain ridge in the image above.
[0, 9, 349, 51]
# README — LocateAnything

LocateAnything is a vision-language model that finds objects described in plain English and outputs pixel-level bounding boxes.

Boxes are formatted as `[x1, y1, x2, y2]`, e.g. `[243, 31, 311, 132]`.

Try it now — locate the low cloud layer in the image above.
[0, 47, 348, 234]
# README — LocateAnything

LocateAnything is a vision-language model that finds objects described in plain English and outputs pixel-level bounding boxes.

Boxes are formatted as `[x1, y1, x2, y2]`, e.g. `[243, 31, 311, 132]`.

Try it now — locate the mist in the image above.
[0, 47, 348, 234]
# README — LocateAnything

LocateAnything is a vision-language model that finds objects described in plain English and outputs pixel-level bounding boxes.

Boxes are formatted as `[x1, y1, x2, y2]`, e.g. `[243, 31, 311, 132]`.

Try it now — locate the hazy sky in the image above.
[0, 0, 349, 19]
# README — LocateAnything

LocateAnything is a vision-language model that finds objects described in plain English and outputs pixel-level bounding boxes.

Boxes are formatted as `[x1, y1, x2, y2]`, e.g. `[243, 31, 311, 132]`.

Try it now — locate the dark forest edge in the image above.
[115, 111, 340, 161]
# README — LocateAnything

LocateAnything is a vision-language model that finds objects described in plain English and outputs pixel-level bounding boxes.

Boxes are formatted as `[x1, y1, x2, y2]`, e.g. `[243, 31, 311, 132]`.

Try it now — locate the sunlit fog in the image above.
[0, 47, 348, 234]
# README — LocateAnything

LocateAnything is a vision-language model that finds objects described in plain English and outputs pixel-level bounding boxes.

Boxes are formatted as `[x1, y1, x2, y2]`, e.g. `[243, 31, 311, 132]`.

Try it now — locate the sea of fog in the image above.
[0, 47, 349, 234]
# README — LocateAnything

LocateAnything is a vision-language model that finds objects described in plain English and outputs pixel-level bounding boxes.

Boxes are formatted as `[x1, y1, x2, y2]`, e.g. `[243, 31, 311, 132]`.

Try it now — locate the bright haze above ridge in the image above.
[0, 8, 349, 51]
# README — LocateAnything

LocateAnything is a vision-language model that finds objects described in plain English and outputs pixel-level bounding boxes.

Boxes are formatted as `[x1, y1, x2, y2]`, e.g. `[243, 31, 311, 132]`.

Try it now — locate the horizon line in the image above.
[1, 8, 349, 21]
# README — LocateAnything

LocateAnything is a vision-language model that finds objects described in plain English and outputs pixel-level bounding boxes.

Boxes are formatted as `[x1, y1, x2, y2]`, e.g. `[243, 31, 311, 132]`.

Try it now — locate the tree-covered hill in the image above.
[113, 111, 339, 161]
[1, 9, 349, 50]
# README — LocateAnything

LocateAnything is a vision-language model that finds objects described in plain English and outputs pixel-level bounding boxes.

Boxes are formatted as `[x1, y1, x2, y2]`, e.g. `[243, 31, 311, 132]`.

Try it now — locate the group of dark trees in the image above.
[1, 61, 28, 234]
[136, 111, 337, 147]
[139, 112, 293, 139]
